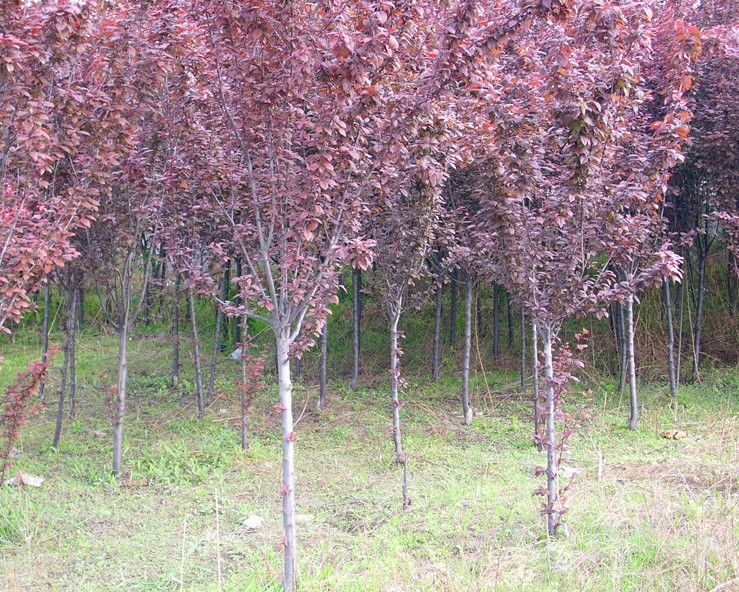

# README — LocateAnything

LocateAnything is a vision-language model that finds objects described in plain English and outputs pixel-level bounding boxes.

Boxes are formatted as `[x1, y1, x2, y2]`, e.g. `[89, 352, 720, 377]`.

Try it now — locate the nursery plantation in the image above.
[1, 0, 738, 590]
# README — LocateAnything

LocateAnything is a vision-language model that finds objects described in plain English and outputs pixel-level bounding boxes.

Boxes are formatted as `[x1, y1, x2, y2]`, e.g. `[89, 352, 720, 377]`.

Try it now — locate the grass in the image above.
[0, 297, 738, 591]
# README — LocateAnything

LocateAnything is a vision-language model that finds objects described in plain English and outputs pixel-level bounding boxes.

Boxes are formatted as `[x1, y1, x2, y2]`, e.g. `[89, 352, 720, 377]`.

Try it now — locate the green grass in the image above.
[0, 298, 738, 591]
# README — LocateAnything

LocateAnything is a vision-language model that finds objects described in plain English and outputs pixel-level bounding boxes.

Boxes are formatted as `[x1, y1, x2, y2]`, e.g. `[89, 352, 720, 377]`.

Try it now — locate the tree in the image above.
[0, 1, 122, 334]
[468, 0, 696, 534]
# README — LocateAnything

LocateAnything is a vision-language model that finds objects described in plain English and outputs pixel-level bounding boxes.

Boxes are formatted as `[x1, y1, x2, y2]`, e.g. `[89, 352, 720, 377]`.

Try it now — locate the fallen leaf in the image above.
[5, 471, 44, 487]
[660, 429, 689, 440]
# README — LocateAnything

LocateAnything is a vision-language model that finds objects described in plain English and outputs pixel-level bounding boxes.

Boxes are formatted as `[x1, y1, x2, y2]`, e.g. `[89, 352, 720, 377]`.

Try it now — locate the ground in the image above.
[0, 329, 738, 591]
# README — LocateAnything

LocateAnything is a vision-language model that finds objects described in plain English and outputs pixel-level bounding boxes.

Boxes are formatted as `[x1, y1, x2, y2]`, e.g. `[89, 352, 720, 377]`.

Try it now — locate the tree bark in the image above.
[520, 307, 526, 393]
[39, 279, 51, 402]
[389, 302, 404, 461]
[616, 302, 627, 394]
[492, 284, 501, 361]
[626, 294, 638, 430]
[663, 281, 678, 400]
[276, 329, 297, 592]
[77, 279, 84, 331]
[52, 283, 76, 448]
[112, 306, 130, 475]
[432, 277, 443, 381]
[449, 270, 458, 347]
[692, 240, 707, 379]
[188, 288, 204, 419]
[532, 320, 540, 447]
[350, 267, 362, 390]
[728, 250, 737, 316]
[476, 283, 483, 337]
[318, 322, 328, 411]
[240, 315, 249, 451]
[234, 259, 243, 346]
[461, 274, 474, 425]
[507, 295, 514, 350]
[172, 272, 181, 388]
[68, 287, 78, 420]
[208, 271, 229, 401]
[541, 323, 559, 537]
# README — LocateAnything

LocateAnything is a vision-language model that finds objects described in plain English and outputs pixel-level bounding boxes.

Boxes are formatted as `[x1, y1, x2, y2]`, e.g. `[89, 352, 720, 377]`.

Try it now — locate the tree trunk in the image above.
[189, 288, 204, 419]
[112, 310, 130, 475]
[432, 277, 443, 381]
[77, 281, 84, 331]
[626, 294, 638, 430]
[276, 329, 297, 592]
[240, 315, 249, 451]
[39, 280, 51, 402]
[663, 281, 678, 400]
[234, 259, 243, 346]
[532, 320, 540, 448]
[492, 285, 501, 361]
[507, 295, 514, 350]
[476, 284, 483, 337]
[520, 307, 526, 393]
[172, 273, 181, 388]
[293, 356, 301, 381]
[68, 288, 78, 420]
[728, 250, 737, 316]
[220, 261, 231, 348]
[616, 302, 627, 394]
[692, 241, 707, 379]
[208, 272, 229, 401]
[52, 284, 76, 448]
[449, 270, 458, 347]
[541, 323, 559, 537]
[461, 275, 474, 425]
[389, 302, 404, 461]
[350, 267, 362, 390]
[318, 323, 328, 411]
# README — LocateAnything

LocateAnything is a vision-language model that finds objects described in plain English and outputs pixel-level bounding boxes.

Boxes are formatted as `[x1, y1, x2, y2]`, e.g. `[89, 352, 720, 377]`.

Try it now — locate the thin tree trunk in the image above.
[317, 323, 328, 410]
[112, 307, 130, 475]
[541, 323, 559, 537]
[461, 275, 474, 425]
[39, 280, 51, 402]
[492, 285, 501, 361]
[692, 242, 707, 379]
[520, 307, 526, 393]
[389, 302, 404, 460]
[68, 288, 78, 420]
[77, 281, 84, 331]
[172, 273, 181, 388]
[52, 283, 76, 447]
[476, 284, 483, 337]
[532, 320, 540, 447]
[728, 250, 737, 316]
[663, 281, 678, 400]
[432, 277, 443, 381]
[350, 267, 362, 389]
[293, 356, 301, 381]
[189, 288, 204, 419]
[626, 294, 638, 430]
[233, 259, 243, 346]
[240, 315, 249, 451]
[208, 272, 229, 400]
[389, 300, 410, 510]
[220, 261, 231, 348]
[276, 329, 297, 592]
[617, 302, 627, 394]
[507, 294, 514, 350]
[449, 270, 458, 347]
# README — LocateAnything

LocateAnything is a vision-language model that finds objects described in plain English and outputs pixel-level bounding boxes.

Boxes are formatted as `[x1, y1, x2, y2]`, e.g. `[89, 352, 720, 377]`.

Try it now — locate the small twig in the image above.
[708, 577, 739, 592]
[179, 513, 188, 592]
